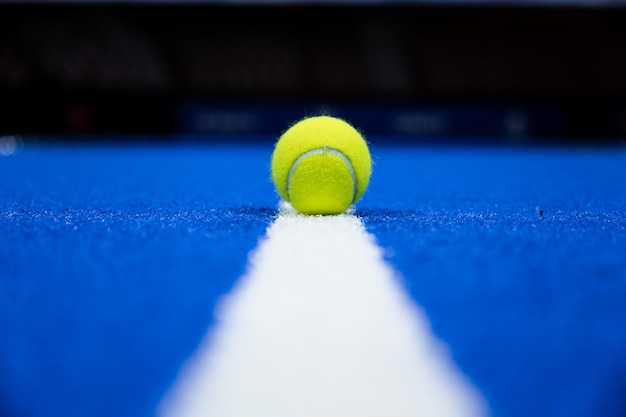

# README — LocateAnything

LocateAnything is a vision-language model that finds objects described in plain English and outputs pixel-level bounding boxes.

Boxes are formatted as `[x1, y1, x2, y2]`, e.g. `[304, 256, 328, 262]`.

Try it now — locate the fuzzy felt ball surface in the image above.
[271, 116, 372, 215]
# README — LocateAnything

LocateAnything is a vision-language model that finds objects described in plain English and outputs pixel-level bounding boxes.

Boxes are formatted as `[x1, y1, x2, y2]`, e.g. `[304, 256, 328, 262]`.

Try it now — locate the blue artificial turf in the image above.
[0, 143, 277, 417]
[1, 140, 625, 417]
[361, 145, 626, 417]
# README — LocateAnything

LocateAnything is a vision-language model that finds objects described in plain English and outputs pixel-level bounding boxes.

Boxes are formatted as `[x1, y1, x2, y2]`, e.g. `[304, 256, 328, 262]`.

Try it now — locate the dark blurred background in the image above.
[1, 1, 626, 144]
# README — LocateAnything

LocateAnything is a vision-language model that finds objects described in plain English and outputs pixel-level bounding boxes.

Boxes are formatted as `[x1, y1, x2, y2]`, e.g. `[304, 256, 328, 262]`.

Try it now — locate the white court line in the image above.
[158, 203, 489, 417]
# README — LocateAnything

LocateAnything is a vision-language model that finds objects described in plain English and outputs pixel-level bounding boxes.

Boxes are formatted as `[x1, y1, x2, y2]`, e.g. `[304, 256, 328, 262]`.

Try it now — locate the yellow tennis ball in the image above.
[271, 116, 372, 215]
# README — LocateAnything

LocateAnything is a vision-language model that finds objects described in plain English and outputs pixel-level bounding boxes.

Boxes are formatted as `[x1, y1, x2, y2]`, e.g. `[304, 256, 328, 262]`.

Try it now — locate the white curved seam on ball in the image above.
[286, 147, 358, 204]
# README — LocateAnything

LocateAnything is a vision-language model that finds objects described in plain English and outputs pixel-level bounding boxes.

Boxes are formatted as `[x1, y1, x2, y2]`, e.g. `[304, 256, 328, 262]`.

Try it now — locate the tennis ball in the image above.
[271, 116, 372, 215]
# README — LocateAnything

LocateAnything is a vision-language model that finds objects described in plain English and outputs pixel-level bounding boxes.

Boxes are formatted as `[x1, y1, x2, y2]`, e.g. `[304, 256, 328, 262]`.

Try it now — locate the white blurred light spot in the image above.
[159, 203, 489, 417]
[0, 136, 23, 156]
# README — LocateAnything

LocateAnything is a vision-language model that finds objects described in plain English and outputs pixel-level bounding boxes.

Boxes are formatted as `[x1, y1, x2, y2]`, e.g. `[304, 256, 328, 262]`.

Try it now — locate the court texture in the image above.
[1, 130, 625, 417]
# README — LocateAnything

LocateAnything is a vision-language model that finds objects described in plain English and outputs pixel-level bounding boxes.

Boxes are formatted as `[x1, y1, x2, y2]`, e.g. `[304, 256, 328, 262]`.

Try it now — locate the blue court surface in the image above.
[1, 136, 626, 417]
